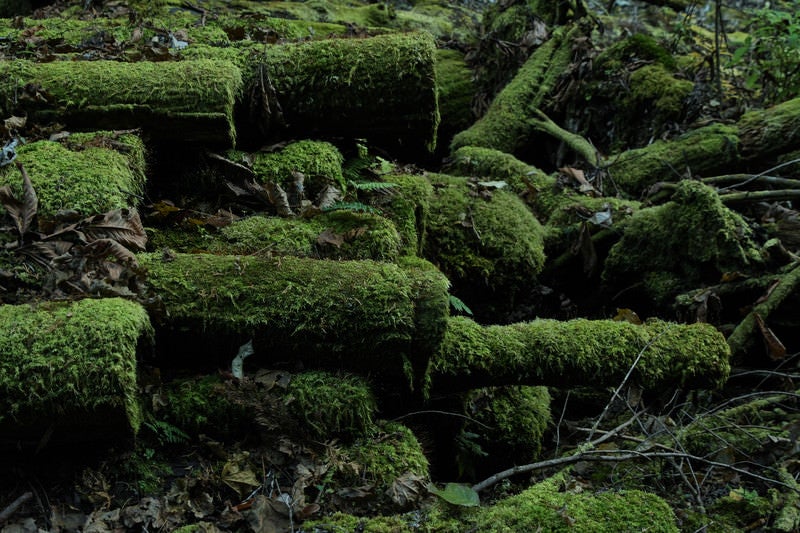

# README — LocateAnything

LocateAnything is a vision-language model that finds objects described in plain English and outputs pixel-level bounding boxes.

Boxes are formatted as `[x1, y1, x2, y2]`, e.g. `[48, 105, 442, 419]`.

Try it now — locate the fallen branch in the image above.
[0, 492, 32, 525]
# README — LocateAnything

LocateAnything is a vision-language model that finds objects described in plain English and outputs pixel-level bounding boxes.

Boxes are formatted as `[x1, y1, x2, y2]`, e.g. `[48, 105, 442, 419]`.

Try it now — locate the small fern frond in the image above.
[449, 294, 473, 316]
[354, 181, 397, 194]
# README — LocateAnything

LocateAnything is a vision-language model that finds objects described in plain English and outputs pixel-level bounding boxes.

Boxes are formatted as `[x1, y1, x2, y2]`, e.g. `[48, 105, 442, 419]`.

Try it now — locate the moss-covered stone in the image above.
[628, 64, 694, 118]
[0, 59, 242, 145]
[423, 173, 546, 291]
[432, 315, 730, 392]
[595, 33, 677, 74]
[0, 298, 152, 442]
[285, 370, 376, 439]
[607, 124, 740, 196]
[602, 180, 762, 306]
[0, 132, 146, 219]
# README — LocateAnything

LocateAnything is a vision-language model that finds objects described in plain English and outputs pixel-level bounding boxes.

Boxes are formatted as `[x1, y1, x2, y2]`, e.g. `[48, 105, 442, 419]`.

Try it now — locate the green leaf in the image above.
[428, 483, 480, 507]
[449, 294, 473, 316]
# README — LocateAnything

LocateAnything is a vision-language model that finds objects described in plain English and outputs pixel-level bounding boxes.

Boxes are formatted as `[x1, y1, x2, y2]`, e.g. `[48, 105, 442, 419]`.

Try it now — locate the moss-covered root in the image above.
[423, 173, 546, 293]
[139, 253, 449, 380]
[1, 132, 146, 219]
[0, 298, 152, 445]
[607, 123, 740, 196]
[0, 59, 242, 145]
[431, 315, 730, 392]
[254, 31, 439, 156]
[435, 48, 476, 150]
[602, 180, 762, 307]
[450, 23, 584, 154]
[306, 471, 677, 532]
[727, 261, 800, 362]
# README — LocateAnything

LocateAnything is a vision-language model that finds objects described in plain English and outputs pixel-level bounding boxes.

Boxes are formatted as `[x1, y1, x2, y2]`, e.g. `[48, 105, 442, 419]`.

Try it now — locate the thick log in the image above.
[0, 59, 243, 145]
[0, 298, 152, 447]
[431, 315, 730, 392]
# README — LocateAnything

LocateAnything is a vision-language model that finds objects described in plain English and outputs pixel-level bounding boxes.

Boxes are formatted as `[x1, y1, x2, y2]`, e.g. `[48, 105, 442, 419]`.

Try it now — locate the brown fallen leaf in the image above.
[754, 313, 787, 360]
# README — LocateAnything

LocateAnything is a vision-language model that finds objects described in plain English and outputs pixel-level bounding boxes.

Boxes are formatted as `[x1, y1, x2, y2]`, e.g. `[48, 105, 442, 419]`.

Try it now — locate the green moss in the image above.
[0, 59, 242, 145]
[286, 371, 376, 439]
[602, 180, 762, 305]
[211, 210, 402, 261]
[608, 124, 740, 195]
[435, 49, 476, 144]
[338, 421, 429, 488]
[306, 472, 677, 532]
[471, 472, 678, 532]
[139, 253, 449, 379]
[423, 174, 546, 291]
[0, 134, 145, 218]
[595, 33, 677, 73]
[628, 64, 693, 116]
[248, 139, 345, 192]
[261, 32, 439, 154]
[161, 375, 249, 438]
[463, 385, 551, 462]
[382, 173, 434, 256]
[432, 315, 730, 391]
[451, 24, 583, 153]
[738, 96, 800, 159]
[0, 298, 151, 437]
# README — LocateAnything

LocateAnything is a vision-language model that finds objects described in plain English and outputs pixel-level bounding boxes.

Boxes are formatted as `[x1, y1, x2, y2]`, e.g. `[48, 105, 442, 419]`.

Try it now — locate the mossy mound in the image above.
[435, 49, 476, 149]
[336, 421, 429, 489]
[602, 180, 762, 306]
[462, 385, 551, 463]
[213, 211, 402, 261]
[381, 173, 434, 256]
[0, 298, 152, 444]
[306, 472, 677, 532]
[244, 139, 346, 194]
[423, 173, 546, 293]
[285, 371, 377, 439]
[0, 59, 242, 145]
[1, 133, 146, 219]
[158, 375, 250, 439]
[432, 315, 731, 391]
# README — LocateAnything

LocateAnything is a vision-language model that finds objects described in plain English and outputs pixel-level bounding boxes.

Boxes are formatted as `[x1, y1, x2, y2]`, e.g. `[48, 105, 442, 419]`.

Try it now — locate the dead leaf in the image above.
[0, 163, 37, 238]
[570, 221, 597, 276]
[222, 461, 261, 497]
[4, 115, 26, 131]
[613, 308, 642, 325]
[317, 229, 344, 248]
[754, 313, 787, 360]
[386, 472, 426, 508]
[559, 166, 598, 195]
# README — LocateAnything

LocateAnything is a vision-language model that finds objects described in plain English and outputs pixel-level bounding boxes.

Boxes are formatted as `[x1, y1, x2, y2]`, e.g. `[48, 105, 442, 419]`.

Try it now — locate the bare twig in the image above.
[391, 410, 493, 430]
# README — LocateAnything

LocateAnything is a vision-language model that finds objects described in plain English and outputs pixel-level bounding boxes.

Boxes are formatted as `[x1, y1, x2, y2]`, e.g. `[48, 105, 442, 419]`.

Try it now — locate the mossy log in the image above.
[0, 59, 243, 145]
[139, 252, 450, 384]
[0, 298, 152, 446]
[450, 23, 584, 154]
[431, 315, 730, 392]
[738, 97, 800, 160]
[142, 252, 729, 393]
[246, 31, 440, 155]
[0, 132, 146, 218]
[607, 124, 740, 196]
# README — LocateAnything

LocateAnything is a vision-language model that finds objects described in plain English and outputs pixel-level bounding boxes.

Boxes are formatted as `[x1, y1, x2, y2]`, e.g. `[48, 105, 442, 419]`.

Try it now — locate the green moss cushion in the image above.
[0, 298, 152, 443]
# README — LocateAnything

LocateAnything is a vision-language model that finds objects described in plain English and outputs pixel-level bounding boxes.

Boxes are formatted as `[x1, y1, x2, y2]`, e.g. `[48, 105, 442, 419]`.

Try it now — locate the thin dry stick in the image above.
[471, 449, 799, 493]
